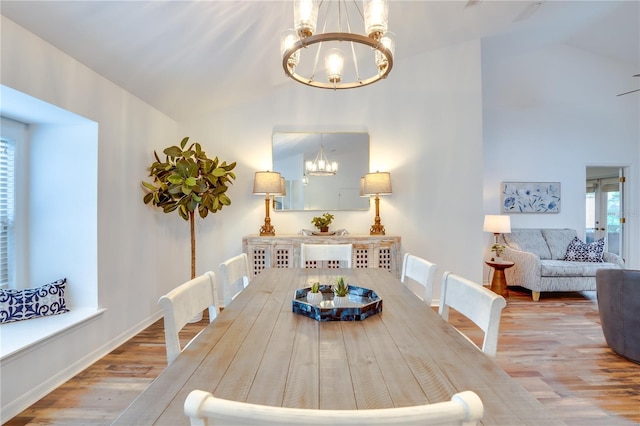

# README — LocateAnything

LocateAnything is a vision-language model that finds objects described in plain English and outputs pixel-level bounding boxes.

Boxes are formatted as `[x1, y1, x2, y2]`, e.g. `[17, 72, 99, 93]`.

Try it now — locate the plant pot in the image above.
[306, 291, 323, 305]
[320, 226, 329, 233]
[333, 295, 349, 307]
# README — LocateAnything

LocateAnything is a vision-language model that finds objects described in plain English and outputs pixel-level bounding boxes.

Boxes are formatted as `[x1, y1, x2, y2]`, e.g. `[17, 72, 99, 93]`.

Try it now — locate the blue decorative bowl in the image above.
[292, 285, 382, 322]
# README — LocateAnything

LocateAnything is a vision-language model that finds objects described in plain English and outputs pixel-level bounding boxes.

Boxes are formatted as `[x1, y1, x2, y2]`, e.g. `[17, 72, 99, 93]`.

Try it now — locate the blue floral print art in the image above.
[502, 182, 560, 213]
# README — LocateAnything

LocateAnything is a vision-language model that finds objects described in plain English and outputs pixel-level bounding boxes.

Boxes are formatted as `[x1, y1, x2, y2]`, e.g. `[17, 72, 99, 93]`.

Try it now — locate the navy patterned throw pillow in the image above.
[563, 237, 605, 263]
[0, 278, 69, 324]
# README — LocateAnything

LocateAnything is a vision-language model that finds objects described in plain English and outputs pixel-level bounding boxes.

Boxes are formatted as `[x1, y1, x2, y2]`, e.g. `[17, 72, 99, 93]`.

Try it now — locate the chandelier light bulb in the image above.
[364, 0, 389, 40]
[294, 0, 319, 38]
[325, 48, 344, 84]
[280, 29, 300, 70]
[375, 32, 395, 74]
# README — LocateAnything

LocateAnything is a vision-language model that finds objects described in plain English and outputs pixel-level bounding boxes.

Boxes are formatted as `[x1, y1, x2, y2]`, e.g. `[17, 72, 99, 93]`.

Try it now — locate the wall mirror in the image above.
[272, 132, 370, 211]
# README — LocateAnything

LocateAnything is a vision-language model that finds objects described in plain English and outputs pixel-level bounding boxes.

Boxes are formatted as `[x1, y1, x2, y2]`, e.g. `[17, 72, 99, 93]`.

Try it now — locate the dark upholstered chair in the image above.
[596, 269, 640, 364]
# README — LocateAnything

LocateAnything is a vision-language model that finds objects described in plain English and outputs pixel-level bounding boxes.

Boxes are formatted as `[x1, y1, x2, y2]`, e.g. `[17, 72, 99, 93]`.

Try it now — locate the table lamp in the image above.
[364, 171, 392, 235]
[253, 171, 282, 236]
[483, 215, 511, 258]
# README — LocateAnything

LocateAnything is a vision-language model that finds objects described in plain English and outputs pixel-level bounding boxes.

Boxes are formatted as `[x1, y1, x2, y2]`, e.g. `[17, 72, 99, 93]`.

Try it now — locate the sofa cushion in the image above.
[504, 229, 551, 259]
[542, 229, 578, 260]
[564, 237, 605, 263]
[541, 260, 619, 277]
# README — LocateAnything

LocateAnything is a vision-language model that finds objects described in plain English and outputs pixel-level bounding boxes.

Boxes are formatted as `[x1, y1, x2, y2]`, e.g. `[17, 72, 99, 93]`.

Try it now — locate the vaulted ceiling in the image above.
[2, 1, 638, 121]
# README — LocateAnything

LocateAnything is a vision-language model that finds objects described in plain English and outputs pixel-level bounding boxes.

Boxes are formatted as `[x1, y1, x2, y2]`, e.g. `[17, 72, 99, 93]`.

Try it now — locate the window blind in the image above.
[0, 137, 15, 288]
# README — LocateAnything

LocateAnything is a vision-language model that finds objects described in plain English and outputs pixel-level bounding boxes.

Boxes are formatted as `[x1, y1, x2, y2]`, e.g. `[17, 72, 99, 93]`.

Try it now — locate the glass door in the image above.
[586, 167, 625, 256]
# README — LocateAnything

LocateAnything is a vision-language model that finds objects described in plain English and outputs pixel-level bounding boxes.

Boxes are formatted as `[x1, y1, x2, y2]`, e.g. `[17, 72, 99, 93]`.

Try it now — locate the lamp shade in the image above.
[359, 176, 366, 197]
[253, 171, 282, 195]
[278, 177, 287, 197]
[483, 215, 511, 234]
[363, 172, 392, 195]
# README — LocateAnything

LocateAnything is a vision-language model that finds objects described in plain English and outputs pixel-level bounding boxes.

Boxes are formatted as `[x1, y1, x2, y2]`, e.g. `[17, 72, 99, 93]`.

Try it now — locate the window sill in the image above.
[0, 307, 106, 361]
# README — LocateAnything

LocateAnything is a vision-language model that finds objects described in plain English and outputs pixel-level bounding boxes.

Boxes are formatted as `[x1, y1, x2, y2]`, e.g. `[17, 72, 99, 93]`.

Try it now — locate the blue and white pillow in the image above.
[564, 237, 605, 263]
[0, 278, 69, 324]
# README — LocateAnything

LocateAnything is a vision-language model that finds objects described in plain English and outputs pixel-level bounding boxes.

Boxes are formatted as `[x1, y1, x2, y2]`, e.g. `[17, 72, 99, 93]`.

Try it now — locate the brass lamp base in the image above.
[260, 222, 276, 236]
[369, 194, 386, 235]
[370, 222, 386, 235]
[260, 196, 276, 236]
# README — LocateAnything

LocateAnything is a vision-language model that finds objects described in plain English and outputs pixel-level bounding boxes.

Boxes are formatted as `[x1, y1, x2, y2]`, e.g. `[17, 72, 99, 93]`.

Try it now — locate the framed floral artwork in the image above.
[502, 182, 560, 213]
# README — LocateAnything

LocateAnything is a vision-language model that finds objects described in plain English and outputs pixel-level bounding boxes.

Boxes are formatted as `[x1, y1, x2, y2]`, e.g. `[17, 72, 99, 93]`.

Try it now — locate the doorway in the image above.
[585, 166, 626, 258]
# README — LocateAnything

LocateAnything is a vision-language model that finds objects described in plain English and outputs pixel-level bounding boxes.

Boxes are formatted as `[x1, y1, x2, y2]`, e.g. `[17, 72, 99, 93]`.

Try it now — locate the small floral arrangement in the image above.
[333, 276, 349, 297]
[491, 243, 506, 257]
[311, 212, 335, 230]
[310, 282, 321, 293]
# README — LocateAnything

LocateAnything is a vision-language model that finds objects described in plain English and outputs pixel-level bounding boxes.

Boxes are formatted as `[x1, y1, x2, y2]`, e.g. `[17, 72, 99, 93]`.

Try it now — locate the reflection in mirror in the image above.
[272, 132, 370, 211]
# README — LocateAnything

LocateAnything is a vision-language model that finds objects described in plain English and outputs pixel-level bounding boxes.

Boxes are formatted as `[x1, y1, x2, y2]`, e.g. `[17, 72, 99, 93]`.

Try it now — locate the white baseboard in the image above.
[1, 311, 163, 422]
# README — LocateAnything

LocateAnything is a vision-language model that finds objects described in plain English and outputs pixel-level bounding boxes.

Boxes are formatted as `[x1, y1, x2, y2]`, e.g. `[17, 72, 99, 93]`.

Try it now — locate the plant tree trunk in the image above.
[190, 210, 196, 279]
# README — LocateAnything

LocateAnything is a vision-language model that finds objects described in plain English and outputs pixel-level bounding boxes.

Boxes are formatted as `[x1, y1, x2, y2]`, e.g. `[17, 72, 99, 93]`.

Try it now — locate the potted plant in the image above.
[306, 281, 323, 304]
[311, 212, 335, 233]
[142, 137, 236, 279]
[332, 276, 349, 307]
[490, 243, 506, 261]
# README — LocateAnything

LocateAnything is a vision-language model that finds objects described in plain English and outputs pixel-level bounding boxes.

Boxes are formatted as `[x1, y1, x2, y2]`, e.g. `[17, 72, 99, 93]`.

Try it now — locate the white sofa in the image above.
[498, 228, 624, 301]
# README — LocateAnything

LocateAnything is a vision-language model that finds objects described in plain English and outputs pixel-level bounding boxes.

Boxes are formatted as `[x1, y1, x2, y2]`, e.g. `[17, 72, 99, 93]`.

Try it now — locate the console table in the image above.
[242, 234, 402, 278]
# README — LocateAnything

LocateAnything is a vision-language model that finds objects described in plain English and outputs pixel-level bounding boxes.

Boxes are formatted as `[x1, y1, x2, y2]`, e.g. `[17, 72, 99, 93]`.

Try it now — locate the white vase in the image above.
[333, 295, 349, 307]
[306, 291, 323, 304]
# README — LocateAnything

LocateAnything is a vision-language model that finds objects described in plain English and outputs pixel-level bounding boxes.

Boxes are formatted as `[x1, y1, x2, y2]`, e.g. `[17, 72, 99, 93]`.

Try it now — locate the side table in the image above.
[485, 260, 515, 298]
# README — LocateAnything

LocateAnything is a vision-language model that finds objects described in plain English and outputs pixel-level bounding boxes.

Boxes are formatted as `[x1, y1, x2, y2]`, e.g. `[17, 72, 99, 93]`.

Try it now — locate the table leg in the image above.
[490, 268, 509, 298]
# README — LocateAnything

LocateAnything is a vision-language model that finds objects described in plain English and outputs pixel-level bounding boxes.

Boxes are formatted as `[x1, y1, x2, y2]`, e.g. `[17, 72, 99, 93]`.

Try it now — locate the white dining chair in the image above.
[218, 253, 250, 309]
[157, 271, 218, 365]
[400, 253, 439, 306]
[438, 271, 507, 357]
[300, 243, 353, 269]
[184, 389, 484, 426]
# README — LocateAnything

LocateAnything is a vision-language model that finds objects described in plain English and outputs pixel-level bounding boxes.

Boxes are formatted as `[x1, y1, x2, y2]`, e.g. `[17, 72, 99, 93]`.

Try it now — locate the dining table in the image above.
[113, 267, 563, 425]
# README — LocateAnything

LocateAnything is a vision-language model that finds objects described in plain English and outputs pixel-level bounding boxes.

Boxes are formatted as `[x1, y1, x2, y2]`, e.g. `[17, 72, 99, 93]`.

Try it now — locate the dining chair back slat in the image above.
[400, 253, 438, 306]
[184, 389, 484, 425]
[158, 271, 218, 365]
[438, 271, 506, 357]
[219, 253, 250, 308]
[300, 243, 353, 269]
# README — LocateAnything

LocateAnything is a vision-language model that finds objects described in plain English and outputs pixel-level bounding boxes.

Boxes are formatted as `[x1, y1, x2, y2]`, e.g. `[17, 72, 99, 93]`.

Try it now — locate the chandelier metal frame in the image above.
[282, 32, 394, 89]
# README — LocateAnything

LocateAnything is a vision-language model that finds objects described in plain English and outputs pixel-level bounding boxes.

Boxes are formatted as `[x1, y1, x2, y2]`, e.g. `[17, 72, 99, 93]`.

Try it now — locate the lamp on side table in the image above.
[483, 215, 513, 297]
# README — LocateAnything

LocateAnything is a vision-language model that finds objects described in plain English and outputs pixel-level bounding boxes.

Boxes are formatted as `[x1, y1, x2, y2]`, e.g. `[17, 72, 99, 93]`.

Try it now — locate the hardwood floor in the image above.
[5, 287, 640, 425]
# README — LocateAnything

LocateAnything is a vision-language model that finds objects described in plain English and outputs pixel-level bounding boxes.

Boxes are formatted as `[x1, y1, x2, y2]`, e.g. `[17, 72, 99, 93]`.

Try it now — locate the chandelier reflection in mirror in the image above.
[306, 139, 338, 176]
[281, 0, 395, 90]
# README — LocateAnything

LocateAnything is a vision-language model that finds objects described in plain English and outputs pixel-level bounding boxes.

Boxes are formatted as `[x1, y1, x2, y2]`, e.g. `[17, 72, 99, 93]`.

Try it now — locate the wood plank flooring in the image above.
[5, 286, 640, 425]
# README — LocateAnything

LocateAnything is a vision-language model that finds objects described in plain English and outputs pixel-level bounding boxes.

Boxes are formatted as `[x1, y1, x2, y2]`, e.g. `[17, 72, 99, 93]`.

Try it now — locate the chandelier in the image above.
[281, 0, 395, 90]
[306, 144, 338, 176]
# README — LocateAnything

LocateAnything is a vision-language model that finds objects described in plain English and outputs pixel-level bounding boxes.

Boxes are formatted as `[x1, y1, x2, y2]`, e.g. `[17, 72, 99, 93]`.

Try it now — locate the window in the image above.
[0, 116, 24, 290]
[0, 136, 15, 288]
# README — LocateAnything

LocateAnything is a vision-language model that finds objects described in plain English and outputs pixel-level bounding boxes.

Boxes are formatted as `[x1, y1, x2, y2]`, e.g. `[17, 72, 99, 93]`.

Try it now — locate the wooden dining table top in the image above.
[113, 268, 563, 425]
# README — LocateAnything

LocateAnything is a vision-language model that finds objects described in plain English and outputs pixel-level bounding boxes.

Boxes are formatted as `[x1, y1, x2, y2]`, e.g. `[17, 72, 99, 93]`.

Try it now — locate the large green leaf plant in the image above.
[142, 137, 236, 278]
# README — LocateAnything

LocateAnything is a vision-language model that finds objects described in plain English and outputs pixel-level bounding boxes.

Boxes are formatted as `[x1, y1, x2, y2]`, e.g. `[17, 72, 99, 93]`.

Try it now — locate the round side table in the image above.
[485, 260, 515, 298]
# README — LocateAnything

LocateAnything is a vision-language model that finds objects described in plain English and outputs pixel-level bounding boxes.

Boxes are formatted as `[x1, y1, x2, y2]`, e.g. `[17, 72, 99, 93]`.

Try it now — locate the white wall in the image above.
[28, 122, 98, 308]
[179, 40, 485, 295]
[483, 43, 640, 269]
[0, 16, 182, 419]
